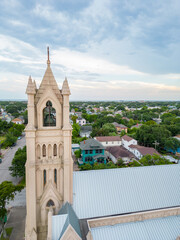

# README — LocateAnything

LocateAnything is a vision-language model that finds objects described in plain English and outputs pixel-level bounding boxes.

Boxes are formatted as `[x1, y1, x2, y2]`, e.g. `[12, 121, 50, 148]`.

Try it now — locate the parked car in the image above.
[0, 159, 2, 164]
[18, 137, 21, 140]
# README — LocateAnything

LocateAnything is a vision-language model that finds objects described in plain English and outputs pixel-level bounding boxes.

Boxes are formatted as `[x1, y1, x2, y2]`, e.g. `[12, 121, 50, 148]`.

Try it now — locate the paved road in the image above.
[0, 135, 26, 184]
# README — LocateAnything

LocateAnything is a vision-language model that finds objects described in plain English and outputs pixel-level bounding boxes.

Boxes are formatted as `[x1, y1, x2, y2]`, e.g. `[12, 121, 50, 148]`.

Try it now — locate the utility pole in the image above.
[153, 140, 159, 150]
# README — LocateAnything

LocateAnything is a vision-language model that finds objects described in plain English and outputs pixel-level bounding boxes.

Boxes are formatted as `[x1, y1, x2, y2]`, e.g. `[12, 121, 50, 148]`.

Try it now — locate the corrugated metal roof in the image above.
[52, 214, 67, 240]
[73, 165, 180, 219]
[91, 215, 180, 240]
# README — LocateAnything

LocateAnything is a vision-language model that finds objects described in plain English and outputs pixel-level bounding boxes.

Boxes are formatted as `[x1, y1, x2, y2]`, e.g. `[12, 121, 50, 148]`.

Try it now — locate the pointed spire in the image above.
[33, 80, 37, 90]
[26, 76, 36, 95]
[47, 46, 50, 66]
[62, 77, 71, 95]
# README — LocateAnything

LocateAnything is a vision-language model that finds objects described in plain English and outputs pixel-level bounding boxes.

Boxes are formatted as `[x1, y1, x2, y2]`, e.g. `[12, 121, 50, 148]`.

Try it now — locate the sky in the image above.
[0, 0, 180, 101]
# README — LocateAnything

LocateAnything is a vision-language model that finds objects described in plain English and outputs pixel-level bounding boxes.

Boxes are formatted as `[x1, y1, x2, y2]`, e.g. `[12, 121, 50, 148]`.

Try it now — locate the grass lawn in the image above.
[0, 227, 13, 240]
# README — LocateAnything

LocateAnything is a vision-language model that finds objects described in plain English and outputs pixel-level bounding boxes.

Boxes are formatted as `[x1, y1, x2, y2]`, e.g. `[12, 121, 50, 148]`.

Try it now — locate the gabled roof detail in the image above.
[62, 77, 71, 95]
[35, 64, 62, 104]
[58, 202, 81, 239]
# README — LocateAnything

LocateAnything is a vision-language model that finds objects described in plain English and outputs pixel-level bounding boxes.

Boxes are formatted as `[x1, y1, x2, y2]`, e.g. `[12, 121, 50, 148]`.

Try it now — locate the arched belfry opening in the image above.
[43, 100, 56, 127]
[46, 199, 55, 207]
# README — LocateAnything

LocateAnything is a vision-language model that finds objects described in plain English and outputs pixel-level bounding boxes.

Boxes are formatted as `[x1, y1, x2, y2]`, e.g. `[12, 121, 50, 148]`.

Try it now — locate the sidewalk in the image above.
[6, 207, 26, 240]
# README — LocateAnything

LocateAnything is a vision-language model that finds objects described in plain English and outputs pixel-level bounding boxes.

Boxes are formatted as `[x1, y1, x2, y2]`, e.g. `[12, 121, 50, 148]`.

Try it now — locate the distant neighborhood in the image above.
[0, 100, 180, 169]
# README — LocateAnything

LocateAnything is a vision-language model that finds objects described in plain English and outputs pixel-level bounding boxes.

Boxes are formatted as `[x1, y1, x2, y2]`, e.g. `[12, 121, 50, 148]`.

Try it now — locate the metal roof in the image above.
[52, 214, 68, 240]
[73, 165, 180, 219]
[91, 215, 180, 240]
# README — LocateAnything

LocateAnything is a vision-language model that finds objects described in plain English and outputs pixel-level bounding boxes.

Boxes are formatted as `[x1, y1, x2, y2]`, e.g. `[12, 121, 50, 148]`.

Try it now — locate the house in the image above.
[76, 117, 86, 126]
[128, 145, 159, 160]
[80, 139, 106, 164]
[75, 112, 82, 118]
[106, 146, 135, 164]
[95, 136, 121, 147]
[112, 122, 127, 133]
[80, 126, 92, 138]
[122, 135, 138, 150]
[122, 117, 130, 121]
[12, 117, 23, 124]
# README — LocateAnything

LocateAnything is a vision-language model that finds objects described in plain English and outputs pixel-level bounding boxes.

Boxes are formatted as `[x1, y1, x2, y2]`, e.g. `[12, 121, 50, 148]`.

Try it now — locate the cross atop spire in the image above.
[47, 46, 50, 65]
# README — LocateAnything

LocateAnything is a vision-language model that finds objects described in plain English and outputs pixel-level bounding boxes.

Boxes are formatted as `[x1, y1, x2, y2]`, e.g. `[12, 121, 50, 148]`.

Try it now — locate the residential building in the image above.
[12, 118, 23, 124]
[122, 135, 138, 150]
[106, 146, 134, 164]
[80, 126, 92, 138]
[80, 139, 106, 164]
[95, 136, 121, 147]
[76, 117, 86, 126]
[128, 145, 159, 160]
[131, 123, 143, 129]
[112, 122, 128, 133]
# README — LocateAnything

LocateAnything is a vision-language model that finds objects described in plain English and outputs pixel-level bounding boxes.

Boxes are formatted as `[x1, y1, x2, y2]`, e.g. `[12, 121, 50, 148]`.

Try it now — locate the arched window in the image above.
[46, 199, 55, 207]
[43, 169, 46, 186]
[54, 169, 57, 184]
[42, 144, 46, 157]
[48, 144, 52, 158]
[43, 101, 56, 127]
[53, 144, 57, 157]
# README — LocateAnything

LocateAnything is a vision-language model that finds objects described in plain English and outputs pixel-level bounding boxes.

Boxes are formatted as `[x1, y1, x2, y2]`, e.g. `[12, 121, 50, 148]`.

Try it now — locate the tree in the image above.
[74, 149, 81, 159]
[139, 154, 172, 166]
[0, 181, 23, 238]
[9, 146, 26, 177]
[101, 123, 117, 136]
[117, 158, 126, 168]
[164, 138, 180, 153]
[2, 133, 17, 148]
[72, 123, 80, 138]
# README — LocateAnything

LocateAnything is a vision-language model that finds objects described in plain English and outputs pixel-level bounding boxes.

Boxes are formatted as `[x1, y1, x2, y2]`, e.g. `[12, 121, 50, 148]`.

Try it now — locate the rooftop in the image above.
[95, 136, 121, 142]
[106, 146, 134, 159]
[91, 215, 180, 240]
[73, 165, 180, 219]
[80, 139, 105, 151]
[129, 145, 159, 156]
[122, 135, 134, 142]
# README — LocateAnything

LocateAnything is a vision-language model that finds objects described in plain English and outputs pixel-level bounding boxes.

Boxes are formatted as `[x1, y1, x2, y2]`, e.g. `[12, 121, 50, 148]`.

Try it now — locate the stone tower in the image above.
[25, 48, 73, 240]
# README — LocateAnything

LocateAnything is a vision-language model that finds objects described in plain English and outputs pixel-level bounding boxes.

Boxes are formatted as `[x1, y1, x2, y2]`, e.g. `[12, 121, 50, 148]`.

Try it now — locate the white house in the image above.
[122, 135, 137, 150]
[76, 117, 86, 126]
[80, 126, 92, 138]
[95, 136, 121, 147]
[12, 118, 23, 124]
[128, 145, 159, 160]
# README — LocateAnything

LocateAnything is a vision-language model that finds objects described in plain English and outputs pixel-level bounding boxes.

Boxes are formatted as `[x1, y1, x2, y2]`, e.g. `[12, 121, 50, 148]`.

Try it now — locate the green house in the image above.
[80, 139, 106, 164]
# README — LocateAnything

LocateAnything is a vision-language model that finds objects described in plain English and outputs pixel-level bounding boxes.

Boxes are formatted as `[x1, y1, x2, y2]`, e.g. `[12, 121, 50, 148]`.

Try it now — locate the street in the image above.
[0, 135, 26, 184]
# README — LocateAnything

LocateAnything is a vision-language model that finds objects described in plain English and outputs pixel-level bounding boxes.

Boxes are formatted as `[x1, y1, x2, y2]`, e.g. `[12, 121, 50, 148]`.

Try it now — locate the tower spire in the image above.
[47, 46, 50, 65]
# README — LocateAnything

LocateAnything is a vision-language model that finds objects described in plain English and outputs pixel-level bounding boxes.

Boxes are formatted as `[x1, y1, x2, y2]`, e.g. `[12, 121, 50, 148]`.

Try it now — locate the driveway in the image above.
[0, 135, 26, 184]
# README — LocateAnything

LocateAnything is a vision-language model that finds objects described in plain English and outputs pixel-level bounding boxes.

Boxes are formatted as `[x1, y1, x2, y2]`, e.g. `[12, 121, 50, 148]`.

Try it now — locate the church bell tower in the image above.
[25, 48, 73, 240]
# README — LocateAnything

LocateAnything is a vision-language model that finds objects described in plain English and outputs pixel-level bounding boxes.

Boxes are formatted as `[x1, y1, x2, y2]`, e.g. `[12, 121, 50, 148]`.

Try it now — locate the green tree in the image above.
[117, 158, 126, 168]
[2, 133, 17, 148]
[101, 123, 117, 136]
[9, 146, 26, 177]
[164, 138, 180, 152]
[72, 123, 80, 138]
[0, 181, 23, 238]
[74, 149, 81, 159]
[79, 163, 92, 171]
